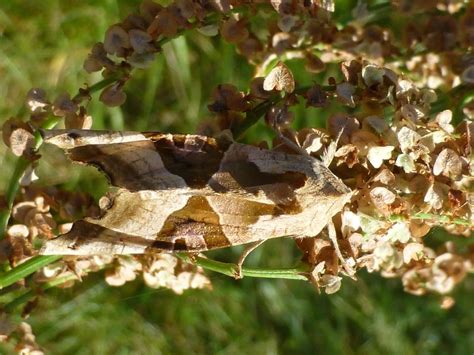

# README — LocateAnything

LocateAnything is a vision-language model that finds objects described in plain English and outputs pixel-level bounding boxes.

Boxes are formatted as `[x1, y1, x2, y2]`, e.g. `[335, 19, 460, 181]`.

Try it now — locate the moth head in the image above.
[40, 129, 84, 149]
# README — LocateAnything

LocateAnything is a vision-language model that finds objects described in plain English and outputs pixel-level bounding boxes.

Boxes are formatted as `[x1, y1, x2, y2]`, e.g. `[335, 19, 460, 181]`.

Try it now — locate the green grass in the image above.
[1, 1, 473, 354]
[2, 271, 474, 354]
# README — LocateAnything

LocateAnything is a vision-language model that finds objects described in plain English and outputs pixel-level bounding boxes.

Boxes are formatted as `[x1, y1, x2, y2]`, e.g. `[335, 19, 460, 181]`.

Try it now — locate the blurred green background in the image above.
[0, 1, 473, 354]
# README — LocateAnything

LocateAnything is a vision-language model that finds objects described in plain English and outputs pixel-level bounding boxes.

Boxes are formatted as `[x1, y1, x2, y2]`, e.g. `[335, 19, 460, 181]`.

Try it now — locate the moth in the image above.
[39, 129, 352, 255]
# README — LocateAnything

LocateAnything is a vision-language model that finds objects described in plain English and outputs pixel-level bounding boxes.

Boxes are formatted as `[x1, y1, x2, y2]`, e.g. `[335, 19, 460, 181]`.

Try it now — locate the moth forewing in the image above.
[40, 129, 352, 256]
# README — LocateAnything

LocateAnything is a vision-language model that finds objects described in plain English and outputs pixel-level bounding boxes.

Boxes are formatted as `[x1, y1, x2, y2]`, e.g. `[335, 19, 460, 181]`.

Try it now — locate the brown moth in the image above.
[39, 129, 351, 255]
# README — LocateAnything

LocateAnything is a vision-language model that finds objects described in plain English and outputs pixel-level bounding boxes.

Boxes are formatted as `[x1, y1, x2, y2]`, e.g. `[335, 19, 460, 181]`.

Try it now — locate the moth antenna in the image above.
[274, 127, 309, 156]
[322, 122, 348, 167]
[327, 220, 357, 280]
[233, 240, 266, 279]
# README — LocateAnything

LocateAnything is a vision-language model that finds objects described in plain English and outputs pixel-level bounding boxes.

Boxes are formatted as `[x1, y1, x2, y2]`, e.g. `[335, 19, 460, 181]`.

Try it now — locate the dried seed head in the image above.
[221, 18, 249, 44]
[401, 104, 425, 123]
[263, 62, 295, 93]
[440, 296, 455, 310]
[336, 82, 356, 107]
[319, 274, 341, 294]
[128, 52, 156, 69]
[83, 57, 103, 73]
[315, 0, 335, 12]
[197, 24, 219, 37]
[367, 146, 394, 169]
[105, 256, 142, 286]
[397, 126, 421, 153]
[122, 14, 148, 31]
[335, 144, 359, 168]
[19, 166, 39, 186]
[395, 153, 416, 173]
[7, 224, 29, 239]
[327, 114, 359, 143]
[52, 93, 77, 117]
[341, 60, 362, 85]
[403, 243, 424, 264]
[83, 43, 112, 73]
[237, 37, 263, 59]
[271, 32, 295, 53]
[65, 111, 93, 130]
[26, 88, 49, 112]
[373, 168, 395, 185]
[370, 187, 396, 213]
[435, 110, 454, 133]
[104, 25, 130, 55]
[461, 65, 474, 84]
[265, 105, 294, 128]
[301, 132, 324, 154]
[277, 14, 298, 32]
[139, 0, 163, 23]
[175, 0, 196, 19]
[433, 148, 463, 180]
[365, 116, 389, 134]
[305, 85, 327, 107]
[129, 29, 153, 54]
[271, 0, 296, 15]
[208, 84, 249, 113]
[362, 64, 385, 88]
[7, 127, 35, 158]
[304, 52, 325, 73]
[99, 83, 127, 107]
[424, 182, 447, 210]
[148, 9, 179, 38]
[249, 77, 271, 99]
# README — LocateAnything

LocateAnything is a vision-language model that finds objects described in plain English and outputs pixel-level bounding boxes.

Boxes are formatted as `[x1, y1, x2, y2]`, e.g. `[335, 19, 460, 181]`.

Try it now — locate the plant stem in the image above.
[0, 255, 62, 290]
[0, 158, 29, 237]
[3, 255, 309, 312]
[233, 86, 319, 139]
[389, 213, 471, 226]
[176, 254, 309, 280]
[4, 271, 82, 312]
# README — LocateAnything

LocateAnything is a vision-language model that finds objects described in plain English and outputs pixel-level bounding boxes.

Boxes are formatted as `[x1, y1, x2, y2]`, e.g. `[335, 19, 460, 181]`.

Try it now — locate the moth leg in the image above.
[233, 240, 265, 279]
[321, 123, 348, 167]
[277, 129, 309, 156]
[327, 221, 356, 280]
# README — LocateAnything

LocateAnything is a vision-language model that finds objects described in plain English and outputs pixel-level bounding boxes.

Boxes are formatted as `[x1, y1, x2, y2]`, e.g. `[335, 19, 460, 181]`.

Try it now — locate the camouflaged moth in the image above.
[39, 129, 351, 255]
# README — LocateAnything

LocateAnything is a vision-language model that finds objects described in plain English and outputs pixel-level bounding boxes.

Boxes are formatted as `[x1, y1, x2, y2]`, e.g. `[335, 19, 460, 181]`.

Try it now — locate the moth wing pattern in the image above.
[40, 129, 352, 255]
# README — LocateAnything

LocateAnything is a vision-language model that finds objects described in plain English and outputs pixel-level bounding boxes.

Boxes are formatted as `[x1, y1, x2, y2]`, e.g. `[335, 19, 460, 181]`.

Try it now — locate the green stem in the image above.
[4, 271, 81, 312]
[4, 254, 309, 311]
[411, 213, 471, 226]
[177, 254, 309, 280]
[389, 213, 471, 226]
[233, 86, 322, 139]
[0, 255, 62, 290]
[233, 98, 277, 139]
[73, 76, 121, 101]
[0, 158, 29, 237]
[0, 117, 62, 239]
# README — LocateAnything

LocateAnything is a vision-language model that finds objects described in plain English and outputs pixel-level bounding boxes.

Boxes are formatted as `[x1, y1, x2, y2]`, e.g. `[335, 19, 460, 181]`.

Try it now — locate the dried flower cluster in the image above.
[105, 254, 211, 294]
[1, 0, 473, 351]
[0, 318, 43, 355]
